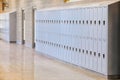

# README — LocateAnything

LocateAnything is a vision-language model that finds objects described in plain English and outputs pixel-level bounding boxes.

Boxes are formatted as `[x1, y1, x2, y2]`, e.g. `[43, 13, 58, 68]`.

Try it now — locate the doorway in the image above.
[22, 10, 25, 45]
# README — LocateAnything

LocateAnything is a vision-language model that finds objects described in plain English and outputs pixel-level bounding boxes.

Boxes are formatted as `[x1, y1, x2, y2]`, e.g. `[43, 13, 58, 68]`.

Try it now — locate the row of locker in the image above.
[36, 38, 106, 72]
[35, 6, 108, 75]
[36, 39, 105, 59]
[35, 31, 106, 51]
[35, 1, 120, 77]
[0, 12, 16, 42]
[35, 29, 107, 74]
[36, 7, 107, 20]
[35, 22, 107, 41]
[35, 8, 108, 41]
[36, 20, 106, 25]
[0, 14, 9, 40]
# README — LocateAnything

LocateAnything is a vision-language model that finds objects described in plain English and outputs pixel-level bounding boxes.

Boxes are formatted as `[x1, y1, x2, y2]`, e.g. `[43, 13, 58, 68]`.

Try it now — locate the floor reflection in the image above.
[0, 41, 34, 80]
[0, 40, 108, 80]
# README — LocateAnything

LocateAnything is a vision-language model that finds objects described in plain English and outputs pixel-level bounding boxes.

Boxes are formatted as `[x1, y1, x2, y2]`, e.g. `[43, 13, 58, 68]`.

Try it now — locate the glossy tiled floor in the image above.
[0, 40, 108, 80]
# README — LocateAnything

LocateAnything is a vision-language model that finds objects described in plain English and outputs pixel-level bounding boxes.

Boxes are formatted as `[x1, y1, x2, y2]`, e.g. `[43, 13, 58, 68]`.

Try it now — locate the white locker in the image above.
[74, 8, 80, 66]
[102, 6, 108, 75]
[89, 8, 94, 70]
[72, 8, 78, 65]
[85, 8, 89, 69]
[93, 7, 98, 72]
[35, 1, 120, 79]
[80, 8, 84, 67]
[77, 8, 82, 67]
[96, 7, 102, 73]
[0, 12, 17, 43]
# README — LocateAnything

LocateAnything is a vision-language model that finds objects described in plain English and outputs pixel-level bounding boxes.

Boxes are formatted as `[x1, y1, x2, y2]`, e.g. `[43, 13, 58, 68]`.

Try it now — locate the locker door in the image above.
[83, 8, 86, 68]
[36, 11, 41, 51]
[73, 8, 79, 65]
[63, 9, 67, 61]
[84, 8, 87, 68]
[89, 7, 94, 70]
[70, 8, 73, 64]
[85, 8, 90, 69]
[75, 8, 80, 66]
[69, 9, 73, 64]
[35, 11, 39, 51]
[50, 11, 55, 57]
[77, 8, 82, 67]
[65, 9, 69, 62]
[56, 10, 61, 59]
[66, 9, 71, 63]
[53, 10, 57, 58]
[93, 7, 98, 72]
[44, 11, 47, 54]
[59, 10, 62, 60]
[58, 10, 62, 59]
[97, 7, 103, 73]
[101, 6, 108, 75]
[39, 11, 43, 53]
[80, 8, 85, 67]
[42, 11, 46, 54]
[37, 11, 40, 52]
[67, 9, 72, 63]
[61, 10, 66, 61]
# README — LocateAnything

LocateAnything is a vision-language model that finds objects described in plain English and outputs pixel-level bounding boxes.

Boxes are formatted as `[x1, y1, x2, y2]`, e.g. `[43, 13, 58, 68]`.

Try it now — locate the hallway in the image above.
[0, 40, 107, 80]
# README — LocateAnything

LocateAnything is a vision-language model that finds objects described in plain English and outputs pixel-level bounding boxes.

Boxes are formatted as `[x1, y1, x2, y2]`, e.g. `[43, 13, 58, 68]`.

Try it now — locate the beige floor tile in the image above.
[0, 40, 108, 80]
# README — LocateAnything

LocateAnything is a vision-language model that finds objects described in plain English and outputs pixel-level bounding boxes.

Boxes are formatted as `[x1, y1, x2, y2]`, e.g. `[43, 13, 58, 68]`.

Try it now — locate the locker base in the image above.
[1, 39, 16, 43]
[10, 41, 16, 43]
[108, 75, 120, 79]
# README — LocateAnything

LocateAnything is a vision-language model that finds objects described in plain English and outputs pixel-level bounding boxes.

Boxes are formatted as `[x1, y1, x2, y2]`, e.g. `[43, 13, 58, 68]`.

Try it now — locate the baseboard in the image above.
[108, 75, 120, 79]
[10, 41, 16, 43]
